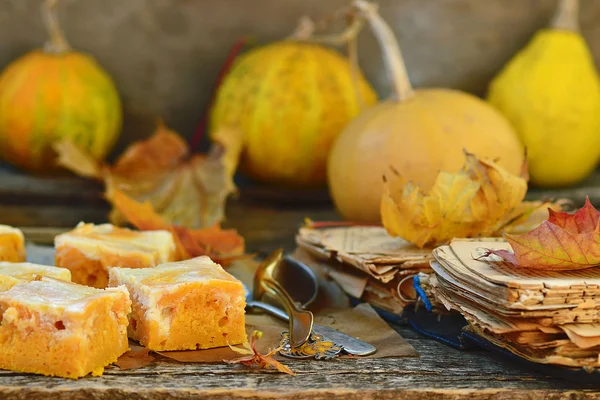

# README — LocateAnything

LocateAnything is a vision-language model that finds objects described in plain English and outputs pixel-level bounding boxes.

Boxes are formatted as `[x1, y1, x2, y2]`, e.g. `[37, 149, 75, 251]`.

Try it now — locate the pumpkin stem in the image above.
[551, 0, 580, 32]
[288, 14, 364, 46]
[347, 15, 366, 111]
[287, 9, 368, 110]
[354, 0, 414, 102]
[42, 0, 71, 54]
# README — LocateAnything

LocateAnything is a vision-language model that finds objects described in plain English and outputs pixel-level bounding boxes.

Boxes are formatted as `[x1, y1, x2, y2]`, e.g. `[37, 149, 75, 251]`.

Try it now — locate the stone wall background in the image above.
[0, 0, 597, 156]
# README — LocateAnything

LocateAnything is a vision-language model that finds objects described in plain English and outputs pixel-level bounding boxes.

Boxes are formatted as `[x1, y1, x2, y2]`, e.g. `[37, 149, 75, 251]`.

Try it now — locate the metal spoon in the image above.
[252, 249, 314, 348]
[244, 253, 318, 321]
[246, 249, 377, 356]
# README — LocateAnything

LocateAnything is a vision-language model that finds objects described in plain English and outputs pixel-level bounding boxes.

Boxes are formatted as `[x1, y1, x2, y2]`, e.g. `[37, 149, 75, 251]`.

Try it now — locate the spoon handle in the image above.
[261, 275, 314, 348]
[256, 249, 314, 348]
[247, 300, 290, 321]
[246, 300, 376, 356]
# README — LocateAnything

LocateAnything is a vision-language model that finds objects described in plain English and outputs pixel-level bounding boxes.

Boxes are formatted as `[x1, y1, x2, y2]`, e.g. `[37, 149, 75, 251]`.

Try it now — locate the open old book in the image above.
[296, 225, 434, 315]
[430, 238, 600, 368]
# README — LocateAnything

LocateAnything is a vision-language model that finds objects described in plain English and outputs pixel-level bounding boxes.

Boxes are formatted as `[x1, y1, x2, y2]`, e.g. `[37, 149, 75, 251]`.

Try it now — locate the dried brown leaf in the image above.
[226, 330, 295, 375]
[111, 189, 245, 265]
[53, 139, 102, 179]
[54, 120, 243, 230]
[115, 344, 155, 370]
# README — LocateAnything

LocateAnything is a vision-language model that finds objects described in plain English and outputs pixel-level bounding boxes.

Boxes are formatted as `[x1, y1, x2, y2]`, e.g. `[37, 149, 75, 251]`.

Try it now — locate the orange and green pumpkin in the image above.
[210, 41, 377, 186]
[0, 0, 122, 172]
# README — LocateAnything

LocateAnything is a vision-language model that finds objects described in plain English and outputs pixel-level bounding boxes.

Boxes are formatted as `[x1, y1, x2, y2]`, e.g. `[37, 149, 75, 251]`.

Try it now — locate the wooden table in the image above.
[2, 167, 600, 399]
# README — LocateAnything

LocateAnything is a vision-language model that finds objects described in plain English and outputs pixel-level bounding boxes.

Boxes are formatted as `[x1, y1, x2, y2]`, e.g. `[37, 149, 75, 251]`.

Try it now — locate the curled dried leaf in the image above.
[485, 197, 600, 271]
[111, 189, 245, 265]
[54, 120, 243, 229]
[381, 151, 566, 248]
[114, 345, 155, 370]
[53, 140, 102, 179]
[226, 330, 295, 375]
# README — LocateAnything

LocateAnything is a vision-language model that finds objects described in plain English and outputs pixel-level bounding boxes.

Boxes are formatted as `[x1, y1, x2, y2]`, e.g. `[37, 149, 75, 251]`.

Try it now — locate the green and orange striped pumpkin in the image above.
[0, 0, 122, 172]
[210, 41, 377, 186]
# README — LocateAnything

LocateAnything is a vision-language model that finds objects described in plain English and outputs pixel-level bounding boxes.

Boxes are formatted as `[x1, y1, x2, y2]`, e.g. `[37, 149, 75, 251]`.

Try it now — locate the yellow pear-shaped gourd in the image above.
[327, 1, 524, 223]
[487, 0, 600, 187]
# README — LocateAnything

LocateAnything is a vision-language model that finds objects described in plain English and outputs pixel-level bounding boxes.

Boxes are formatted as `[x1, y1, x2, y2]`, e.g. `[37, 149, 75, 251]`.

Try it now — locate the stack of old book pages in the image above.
[430, 238, 600, 369]
[296, 224, 434, 315]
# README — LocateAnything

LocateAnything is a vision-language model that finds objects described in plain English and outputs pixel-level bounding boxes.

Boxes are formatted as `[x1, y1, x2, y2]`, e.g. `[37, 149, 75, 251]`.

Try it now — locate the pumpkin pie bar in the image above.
[0, 225, 25, 262]
[109, 257, 246, 351]
[0, 277, 131, 379]
[55, 222, 177, 288]
[0, 262, 71, 291]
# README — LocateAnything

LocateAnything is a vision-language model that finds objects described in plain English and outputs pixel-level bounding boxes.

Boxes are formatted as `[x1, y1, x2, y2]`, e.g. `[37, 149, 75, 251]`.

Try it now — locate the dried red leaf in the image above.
[547, 198, 600, 233]
[485, 197, 600, 270]
[225, 330, 294, 375]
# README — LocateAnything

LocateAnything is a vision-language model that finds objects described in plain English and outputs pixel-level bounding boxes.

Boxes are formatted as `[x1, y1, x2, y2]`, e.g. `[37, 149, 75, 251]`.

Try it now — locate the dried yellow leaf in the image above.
[381, 151, 562, 248]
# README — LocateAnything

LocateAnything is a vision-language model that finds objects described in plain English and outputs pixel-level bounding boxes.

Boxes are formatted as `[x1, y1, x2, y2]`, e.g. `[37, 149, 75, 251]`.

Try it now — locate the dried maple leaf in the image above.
[225, 330, 294, 375]
[111, 189, 245, 265]
[53, 120, 242, 229]
[483, 197, 600, 271]
[381, 151, 566, 248]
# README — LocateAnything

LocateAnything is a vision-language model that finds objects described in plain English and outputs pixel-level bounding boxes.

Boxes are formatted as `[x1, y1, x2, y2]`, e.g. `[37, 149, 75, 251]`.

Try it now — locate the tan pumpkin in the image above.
[0, 0, 122, 172]
[327, 1, 524, 222]
[210, 41, 377, 186]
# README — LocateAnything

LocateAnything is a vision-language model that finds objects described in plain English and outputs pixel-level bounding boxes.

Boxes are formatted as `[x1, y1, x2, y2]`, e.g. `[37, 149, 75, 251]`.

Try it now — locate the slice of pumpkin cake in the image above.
[109, 256, 246, 351]
[55, 222, 177, 288]
[0, 277, 131, 379]
[0, 262, 71, 291]
[0, 225, 25, 262]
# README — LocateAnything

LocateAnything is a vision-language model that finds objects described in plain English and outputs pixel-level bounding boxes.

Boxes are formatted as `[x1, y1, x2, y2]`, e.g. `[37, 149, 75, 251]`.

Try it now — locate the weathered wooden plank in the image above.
[0, 325, 598, 399]
[6, 387, 599, 400]
[0, 168, 104, 203]
[0, 205, 108, 228]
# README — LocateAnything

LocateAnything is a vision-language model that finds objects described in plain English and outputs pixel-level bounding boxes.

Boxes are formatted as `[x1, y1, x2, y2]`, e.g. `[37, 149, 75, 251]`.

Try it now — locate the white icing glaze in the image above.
[55, 222, 175, 262]
[0, 262, 71, 281]
[0, 278, 129, 314]
[110, 256, 239, 287]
